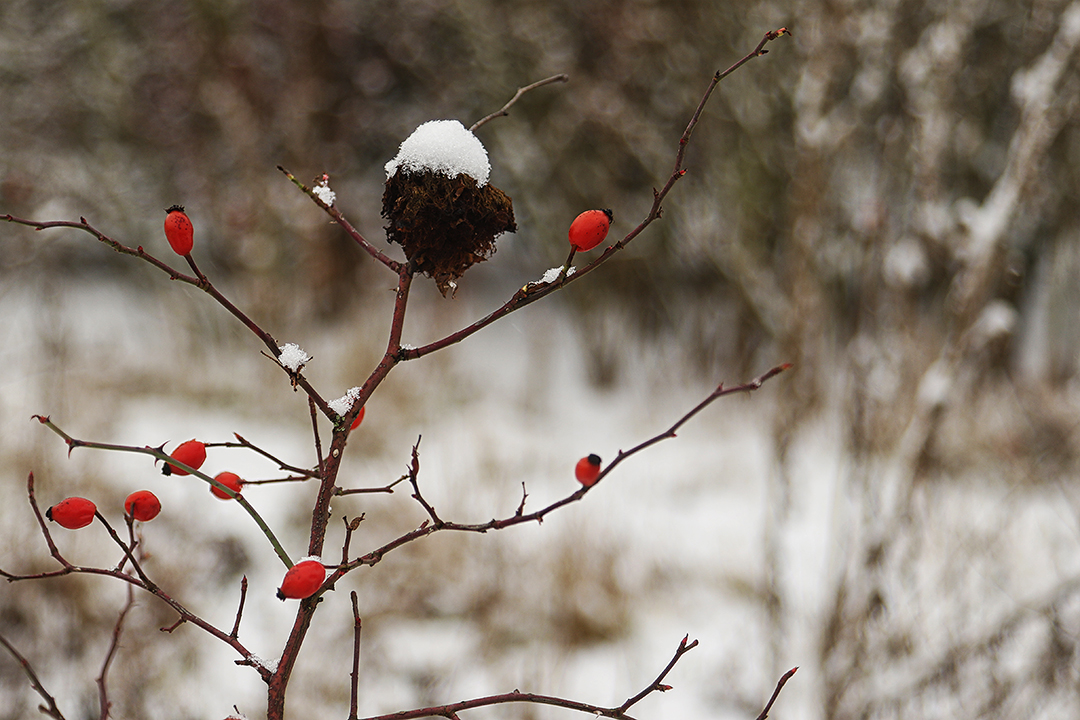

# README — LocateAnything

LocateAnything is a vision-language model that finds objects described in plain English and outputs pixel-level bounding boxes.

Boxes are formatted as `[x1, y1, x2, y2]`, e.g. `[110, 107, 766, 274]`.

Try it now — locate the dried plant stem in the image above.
[470, 73, 570, 132]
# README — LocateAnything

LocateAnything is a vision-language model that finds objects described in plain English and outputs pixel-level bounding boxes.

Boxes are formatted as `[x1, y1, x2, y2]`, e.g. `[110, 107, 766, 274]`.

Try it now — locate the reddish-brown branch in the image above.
[338, 364, 790, 576]
[231, 576, 249, 639]
[755, 666, 798, 720]
[0, 631, 67, 720]
[2, 474, 273, 683]
[1, 213, 336, 420]
[349, 591, 363, 720]
[617, 634, 698, 713]
[357, 636, 696, 720]
[309, 397, 326, 475]
[341, 515, 365, 564]
[97, 584, 135, 720]
[335, 475, 407, 495]
[276, 166, 403, 271]
[217, 433, 320, 478]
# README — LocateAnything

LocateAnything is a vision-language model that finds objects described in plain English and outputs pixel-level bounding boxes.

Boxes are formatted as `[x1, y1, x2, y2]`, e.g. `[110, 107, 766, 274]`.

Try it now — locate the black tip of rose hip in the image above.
[601, 209, 613, 222]
[164, 205, 185, 214]
[276, 589, 286, 601]
[161, 464, 172, 476]
[45, 507, 54, 521]
[587, 454, 601, 466]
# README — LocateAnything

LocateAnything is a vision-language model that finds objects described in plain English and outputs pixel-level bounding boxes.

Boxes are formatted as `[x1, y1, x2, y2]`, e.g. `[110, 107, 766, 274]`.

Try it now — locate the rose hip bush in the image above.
[1, 30, 793, 720]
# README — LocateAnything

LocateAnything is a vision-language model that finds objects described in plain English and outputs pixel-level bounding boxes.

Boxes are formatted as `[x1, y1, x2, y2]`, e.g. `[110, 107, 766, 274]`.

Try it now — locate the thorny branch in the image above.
[0, 631, 66, 720]
[0, 474, 273, 684]
[0, 212, 336, 421]
[330, 364, 790, 579]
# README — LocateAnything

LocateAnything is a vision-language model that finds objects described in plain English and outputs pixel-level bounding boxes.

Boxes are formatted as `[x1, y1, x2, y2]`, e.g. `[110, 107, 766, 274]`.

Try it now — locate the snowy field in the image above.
[3, 269, 1078, 720]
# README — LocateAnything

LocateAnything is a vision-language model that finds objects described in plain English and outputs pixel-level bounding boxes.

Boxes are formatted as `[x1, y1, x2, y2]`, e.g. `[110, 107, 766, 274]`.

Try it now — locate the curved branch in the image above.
[333, 363, 790, 579]
[1, 473, 272, 684]
[0, 631, 67, 720]
[358, 636, 697, 720]
[276, 166, 403, 272]
[0, 213, 335, 420]
[470, 73, 571, 132]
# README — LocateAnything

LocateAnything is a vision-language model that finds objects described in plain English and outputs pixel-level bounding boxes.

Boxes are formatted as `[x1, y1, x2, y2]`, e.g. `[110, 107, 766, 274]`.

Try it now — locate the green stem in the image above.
[33, 415, 294, 568]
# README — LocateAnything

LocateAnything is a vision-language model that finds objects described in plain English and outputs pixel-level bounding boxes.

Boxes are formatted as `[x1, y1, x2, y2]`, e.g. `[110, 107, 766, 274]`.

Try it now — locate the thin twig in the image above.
[309, 398, 325, 476]
[339, 364, 790, 575]
[349, 591, 363, 720]
[222, 433, 319, 477]
[341, 515, 365, 565]
[334, 475, 407, 495]
[755, 666, 798, 720]
[406, 437, 442, 524]
[276, 166, 403, 271]
[230, 576, 249, 639]
[617, 635, 698, 712]
[470, 73, 570, 132]
[357, 635, 696, 720]
[3, 474, 270, 683]
[0, 631, 67, 719]
[97, 584, 136, 720]
[0, 213, 335, 420]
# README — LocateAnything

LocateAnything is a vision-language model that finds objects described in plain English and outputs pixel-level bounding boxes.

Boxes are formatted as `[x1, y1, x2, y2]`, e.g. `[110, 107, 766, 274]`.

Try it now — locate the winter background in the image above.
[3, 1, 1080, 719]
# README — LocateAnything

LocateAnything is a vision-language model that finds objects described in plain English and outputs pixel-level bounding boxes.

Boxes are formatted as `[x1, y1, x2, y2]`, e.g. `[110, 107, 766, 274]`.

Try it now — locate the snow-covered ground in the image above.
[2, 274, 1078, 719]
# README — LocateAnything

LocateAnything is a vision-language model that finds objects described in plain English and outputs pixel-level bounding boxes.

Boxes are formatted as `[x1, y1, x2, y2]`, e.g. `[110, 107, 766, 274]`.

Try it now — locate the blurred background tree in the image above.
[3, 0, 1080, 718]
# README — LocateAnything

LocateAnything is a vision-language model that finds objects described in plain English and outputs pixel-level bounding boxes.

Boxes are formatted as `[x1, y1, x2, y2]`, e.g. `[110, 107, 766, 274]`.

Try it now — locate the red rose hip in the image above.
[568, 209, 613, 252]
[164, 439, 207, 476]
[211, 471, 243, 500]
[276, 559, 327, 600]
[124, 490, 161, 521]
[575, 454, 602, 487]
[163, 205, 194, 256]
[349, 405, 366, 431]
[46, 497, 97, 529]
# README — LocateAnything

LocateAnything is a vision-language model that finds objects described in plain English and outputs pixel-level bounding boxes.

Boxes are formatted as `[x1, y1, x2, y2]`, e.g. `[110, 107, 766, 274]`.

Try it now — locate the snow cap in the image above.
[385, 120, 490, 187]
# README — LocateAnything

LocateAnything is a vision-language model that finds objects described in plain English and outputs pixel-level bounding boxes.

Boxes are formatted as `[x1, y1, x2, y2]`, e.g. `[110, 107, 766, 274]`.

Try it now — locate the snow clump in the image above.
[278, 343, 312, 371]
[328, 387, 363, 416]
[384, 120, 491, 186]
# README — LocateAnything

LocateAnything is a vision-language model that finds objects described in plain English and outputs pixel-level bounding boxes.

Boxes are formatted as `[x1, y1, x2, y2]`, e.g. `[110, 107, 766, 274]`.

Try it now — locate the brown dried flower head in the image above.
[381, 120, 516, 296]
